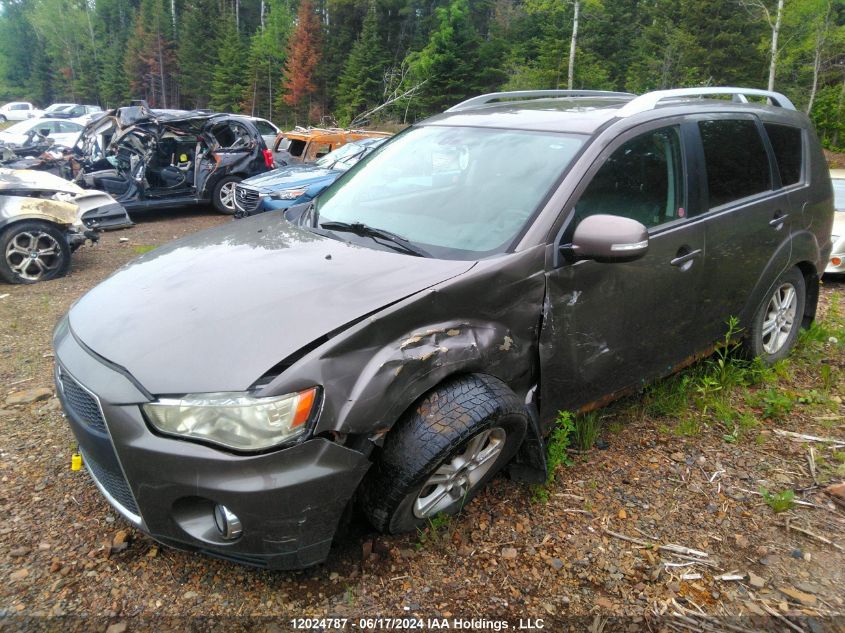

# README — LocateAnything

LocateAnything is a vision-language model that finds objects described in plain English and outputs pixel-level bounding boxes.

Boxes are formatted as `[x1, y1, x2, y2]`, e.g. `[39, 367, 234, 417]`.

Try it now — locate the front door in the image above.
[539, 122, 710, 425]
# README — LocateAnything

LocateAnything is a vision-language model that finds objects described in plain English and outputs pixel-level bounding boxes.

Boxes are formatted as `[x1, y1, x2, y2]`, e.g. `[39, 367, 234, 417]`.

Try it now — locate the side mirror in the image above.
[567, 214, 649, 262]
[39, 128, 51, 136]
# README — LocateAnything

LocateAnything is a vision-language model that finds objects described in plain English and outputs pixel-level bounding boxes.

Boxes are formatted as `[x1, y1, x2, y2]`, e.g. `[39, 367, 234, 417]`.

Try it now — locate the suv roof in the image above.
[425, 87, 802, 135]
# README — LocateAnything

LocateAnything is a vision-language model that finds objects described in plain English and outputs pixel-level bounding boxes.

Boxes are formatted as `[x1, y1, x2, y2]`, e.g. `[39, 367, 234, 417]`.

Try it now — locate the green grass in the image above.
[416, 512, 452, 549]
[573, 410, 602, 451]
[133, 245, 157, 255]
[531, 410, 575, 503]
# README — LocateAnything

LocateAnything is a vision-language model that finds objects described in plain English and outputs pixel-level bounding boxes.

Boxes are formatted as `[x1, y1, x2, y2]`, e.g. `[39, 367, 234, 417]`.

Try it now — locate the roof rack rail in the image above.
[617, 87, 796, 117]
[446, 90, 635, 112]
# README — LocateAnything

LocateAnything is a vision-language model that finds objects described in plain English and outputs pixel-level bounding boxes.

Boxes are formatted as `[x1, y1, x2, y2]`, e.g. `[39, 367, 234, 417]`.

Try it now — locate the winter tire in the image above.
[361, 374, 528, 534]
[0, 221, 71, 284]
[745, 267, 806, 364]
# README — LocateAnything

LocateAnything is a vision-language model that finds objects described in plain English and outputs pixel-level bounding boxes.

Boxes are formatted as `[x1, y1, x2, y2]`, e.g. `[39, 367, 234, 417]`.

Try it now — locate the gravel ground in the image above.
[1, 208, 844, 632]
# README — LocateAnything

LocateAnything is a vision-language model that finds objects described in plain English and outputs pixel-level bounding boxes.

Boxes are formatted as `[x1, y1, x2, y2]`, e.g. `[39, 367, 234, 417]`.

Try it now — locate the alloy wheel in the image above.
[219, 182, 236, 211]
[413, 426, 507, 519]
[5, 230, 62, 282]
[761, 282, 798, 354]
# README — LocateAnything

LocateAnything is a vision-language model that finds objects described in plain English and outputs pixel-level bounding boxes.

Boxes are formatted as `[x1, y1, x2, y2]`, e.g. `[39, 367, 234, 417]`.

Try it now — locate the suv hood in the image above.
[68, 213, 474, 394]
[242, 165, 338, 192]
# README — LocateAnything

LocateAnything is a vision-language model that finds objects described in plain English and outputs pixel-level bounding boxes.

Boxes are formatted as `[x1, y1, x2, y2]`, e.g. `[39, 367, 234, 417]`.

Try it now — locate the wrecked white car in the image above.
[0, 169, 132, 284]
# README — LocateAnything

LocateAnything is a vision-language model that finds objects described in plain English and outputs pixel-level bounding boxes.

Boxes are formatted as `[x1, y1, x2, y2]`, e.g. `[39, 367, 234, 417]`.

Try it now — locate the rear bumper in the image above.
[53, 319, 370, 569]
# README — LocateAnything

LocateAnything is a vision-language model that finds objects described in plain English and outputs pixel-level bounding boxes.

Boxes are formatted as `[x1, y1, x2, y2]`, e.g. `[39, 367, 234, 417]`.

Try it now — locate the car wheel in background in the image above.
[361, 374, 528, 534]
[0, 115, 6, 123]
[0, 221, 71, 284]
[745, 267, 806, 364]
[212, 176, 242, 214]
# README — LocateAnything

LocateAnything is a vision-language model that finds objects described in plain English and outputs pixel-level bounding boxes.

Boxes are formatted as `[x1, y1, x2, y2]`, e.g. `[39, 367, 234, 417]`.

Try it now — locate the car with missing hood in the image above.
[233, 138, 387, 218]
[66, 104, 275, 214]
[53, 88, 833, 569]
[1, 169, 131, 283]
[272, 127, 391, 165]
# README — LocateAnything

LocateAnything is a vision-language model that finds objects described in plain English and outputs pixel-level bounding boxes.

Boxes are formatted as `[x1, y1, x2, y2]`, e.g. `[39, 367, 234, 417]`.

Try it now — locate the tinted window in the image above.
[764, 123, 802, 186]
[575, 126, 685, 228]
[699, 119, 771, 208]
[11, 103, 29, 111]
[833, 178, 845, 212]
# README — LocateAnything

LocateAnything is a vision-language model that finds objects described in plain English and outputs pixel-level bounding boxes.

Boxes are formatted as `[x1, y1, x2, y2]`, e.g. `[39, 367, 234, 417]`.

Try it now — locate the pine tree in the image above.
[335, 1, 390, 123]
[403, 0, 485, 117]
[123, 0, 177, 107]
[178, 0, 219, 109]
[210, 12, 248, 112]
[240, 0, 293, 119]
[280, 0, 322, 123]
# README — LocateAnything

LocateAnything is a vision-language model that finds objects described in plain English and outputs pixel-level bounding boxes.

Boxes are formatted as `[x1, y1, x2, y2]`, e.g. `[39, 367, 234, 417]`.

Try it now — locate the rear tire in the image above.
[0, 221, 71, 284]
[0, 115, 6, 123]
[744, 267, 806, 364]
[212, 176, 242, 214]
[361, 374, 527, 534]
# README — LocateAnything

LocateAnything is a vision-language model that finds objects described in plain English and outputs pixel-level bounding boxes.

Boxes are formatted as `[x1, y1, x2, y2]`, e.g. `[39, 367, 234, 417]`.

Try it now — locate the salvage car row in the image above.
[0, 99, 390, 283]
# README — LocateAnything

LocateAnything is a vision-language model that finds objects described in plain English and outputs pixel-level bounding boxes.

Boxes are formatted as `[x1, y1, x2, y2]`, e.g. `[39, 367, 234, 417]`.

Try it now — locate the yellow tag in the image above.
[71, 453, 82, 471]
[180, 154, 188, 162]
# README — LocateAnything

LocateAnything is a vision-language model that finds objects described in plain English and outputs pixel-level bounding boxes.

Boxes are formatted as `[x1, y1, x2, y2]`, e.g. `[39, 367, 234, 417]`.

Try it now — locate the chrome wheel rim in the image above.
[219, 182, 236, 210]
[762, 282, 798, 354]
[5, 230, 62, 281]
[413, 426, 507, 519]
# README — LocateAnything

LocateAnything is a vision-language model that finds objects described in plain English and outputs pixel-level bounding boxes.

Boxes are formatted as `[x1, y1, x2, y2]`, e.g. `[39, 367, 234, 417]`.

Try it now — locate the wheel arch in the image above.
[739, 230, 821, 329]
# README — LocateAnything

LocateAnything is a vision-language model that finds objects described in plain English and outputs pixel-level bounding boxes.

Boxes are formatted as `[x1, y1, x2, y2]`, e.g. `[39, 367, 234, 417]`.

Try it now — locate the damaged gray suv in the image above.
[54, 88, 835, 569]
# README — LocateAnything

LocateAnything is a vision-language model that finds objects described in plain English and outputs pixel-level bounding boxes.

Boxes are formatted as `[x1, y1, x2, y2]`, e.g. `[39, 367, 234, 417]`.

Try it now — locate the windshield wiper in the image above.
[319, 221, 430, 257]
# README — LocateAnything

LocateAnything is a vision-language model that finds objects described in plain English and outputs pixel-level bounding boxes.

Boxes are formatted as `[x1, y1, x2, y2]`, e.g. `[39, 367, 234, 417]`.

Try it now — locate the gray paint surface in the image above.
[69, 211, 474, 394]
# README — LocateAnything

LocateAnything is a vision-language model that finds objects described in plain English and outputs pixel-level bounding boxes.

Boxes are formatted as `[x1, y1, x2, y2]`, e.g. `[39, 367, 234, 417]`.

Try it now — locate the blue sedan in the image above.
[232, 138, 386, 218]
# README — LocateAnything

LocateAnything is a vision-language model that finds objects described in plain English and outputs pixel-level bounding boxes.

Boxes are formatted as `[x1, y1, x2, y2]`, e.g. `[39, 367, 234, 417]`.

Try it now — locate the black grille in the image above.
[81, 448, 140, 516]
[58, 370, 106, 432]
[234, 184, 261, 212]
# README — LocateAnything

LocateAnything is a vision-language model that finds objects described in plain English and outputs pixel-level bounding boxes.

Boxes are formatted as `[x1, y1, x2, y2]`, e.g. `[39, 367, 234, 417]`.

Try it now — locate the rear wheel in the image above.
[0, 221, 71, 284]
[745, 267, 806, 364]
[361, 374, 527, 534]
[212, 176, 242, 214]
[0, 115, 6, 123]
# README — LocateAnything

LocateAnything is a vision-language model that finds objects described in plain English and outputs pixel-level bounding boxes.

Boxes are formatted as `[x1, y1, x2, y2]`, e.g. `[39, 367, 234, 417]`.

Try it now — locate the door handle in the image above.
[670, 248, 702, 267]
[769, 212, 789, 227]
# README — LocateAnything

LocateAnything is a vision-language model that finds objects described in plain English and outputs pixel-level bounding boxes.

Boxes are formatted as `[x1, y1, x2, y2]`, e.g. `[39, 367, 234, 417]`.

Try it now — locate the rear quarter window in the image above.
[698, 119, 772, 208]
[764, 123, 803, 186]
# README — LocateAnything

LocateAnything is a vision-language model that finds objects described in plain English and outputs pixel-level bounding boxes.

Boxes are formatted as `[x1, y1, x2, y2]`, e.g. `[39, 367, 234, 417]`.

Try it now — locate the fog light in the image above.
[213, 504, 243, 540]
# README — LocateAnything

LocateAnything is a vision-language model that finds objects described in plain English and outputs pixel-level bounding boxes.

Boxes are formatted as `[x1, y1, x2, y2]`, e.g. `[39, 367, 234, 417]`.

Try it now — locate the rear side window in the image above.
[764, 123, 803, 186]
[698, 119, 771, 208]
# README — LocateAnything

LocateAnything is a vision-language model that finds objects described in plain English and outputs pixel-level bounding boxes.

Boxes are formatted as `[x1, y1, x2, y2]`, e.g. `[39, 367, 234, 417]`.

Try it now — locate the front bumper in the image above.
[53, 320, 370, 569]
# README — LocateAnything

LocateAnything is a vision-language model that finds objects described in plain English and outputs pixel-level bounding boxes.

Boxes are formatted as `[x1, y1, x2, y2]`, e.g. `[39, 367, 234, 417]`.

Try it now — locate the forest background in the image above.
[0, 0, 843, 149]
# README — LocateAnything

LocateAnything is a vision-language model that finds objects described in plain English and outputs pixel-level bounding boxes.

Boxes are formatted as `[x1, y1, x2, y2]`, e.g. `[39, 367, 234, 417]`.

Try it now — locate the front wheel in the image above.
[0, 115, 6, 123]
[0, 221, 71, 284]
[212, 176, 242, 214]
[744, 267, 806, 364]
[361, 374, 528, 534]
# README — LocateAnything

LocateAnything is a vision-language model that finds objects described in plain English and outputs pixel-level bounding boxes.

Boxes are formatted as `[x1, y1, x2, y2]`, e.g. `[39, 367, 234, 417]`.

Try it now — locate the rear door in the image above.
[690, 115, 795, 343]
[541, 121, 710, 417]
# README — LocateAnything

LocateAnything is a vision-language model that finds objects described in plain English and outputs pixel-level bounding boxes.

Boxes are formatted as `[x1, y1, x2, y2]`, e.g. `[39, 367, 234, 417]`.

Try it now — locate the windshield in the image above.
[834, 178, 844, 212]
[315, 142, 366, 169]
[315, 126, 585, 259]
[45, 104, 73, 113]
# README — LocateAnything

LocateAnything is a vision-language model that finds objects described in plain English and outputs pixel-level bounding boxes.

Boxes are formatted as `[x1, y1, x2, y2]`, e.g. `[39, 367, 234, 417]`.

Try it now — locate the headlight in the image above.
[142, 387, 318, 451]
[269, 187, 307, 200]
